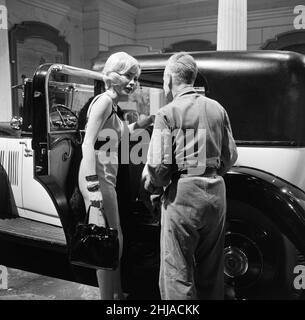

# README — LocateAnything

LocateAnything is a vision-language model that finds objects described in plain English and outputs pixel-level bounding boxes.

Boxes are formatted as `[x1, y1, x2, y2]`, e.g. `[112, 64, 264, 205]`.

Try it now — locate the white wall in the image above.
[83, 0, 137, 68]
[135, 0, 301, 51]
[7, 0, 84, 67]
[136, 1, 218, 51]
[248, 1, 300, 50]
[4, 0, 303, 70]
[5, 0, 139, 89]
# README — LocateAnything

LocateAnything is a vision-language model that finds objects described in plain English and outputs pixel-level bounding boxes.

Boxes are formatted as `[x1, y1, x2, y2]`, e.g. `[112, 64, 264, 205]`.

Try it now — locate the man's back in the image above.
[156, 90, 237, 177]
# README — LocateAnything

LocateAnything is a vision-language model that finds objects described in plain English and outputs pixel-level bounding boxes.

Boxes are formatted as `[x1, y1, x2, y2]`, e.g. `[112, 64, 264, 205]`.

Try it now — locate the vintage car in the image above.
[1, 50, 305, 300]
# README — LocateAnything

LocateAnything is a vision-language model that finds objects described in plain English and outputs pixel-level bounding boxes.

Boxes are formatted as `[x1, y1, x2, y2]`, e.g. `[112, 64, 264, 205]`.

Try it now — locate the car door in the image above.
[19, 135, 62, 226]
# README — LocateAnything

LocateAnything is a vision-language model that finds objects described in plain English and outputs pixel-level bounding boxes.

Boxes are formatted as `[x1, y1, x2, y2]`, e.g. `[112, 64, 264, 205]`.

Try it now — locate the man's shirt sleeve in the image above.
[218, 109, 238, 176]
[144, 110, 173, 191]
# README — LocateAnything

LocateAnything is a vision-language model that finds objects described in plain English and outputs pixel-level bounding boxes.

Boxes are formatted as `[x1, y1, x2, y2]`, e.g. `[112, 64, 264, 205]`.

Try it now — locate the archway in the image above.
[9, 21, 69, 116]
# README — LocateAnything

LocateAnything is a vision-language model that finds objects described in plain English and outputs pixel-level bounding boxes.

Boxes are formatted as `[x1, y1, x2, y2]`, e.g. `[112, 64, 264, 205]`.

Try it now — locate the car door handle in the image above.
[20, 141, 33, 157]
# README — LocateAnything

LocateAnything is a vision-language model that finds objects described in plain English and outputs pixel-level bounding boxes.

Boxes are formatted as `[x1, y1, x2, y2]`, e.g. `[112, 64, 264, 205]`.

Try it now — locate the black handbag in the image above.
[69, 205, 119, 270]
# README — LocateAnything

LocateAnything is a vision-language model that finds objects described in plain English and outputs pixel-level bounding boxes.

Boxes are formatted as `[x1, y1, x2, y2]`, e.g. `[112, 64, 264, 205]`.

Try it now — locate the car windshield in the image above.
[48, 81, 94, 131]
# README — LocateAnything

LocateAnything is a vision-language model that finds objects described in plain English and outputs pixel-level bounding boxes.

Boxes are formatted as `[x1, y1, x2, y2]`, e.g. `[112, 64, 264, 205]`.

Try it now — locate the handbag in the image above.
[69, 205, 119, 270]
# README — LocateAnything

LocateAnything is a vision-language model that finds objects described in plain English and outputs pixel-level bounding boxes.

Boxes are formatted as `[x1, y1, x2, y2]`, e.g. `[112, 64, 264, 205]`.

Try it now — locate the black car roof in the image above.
[92, 50, 305, 90]
[93, 50, 305, 145]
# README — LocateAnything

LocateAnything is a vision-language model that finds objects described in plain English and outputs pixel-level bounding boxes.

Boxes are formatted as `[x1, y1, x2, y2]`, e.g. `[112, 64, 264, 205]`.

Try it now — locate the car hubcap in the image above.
[224, 246, 248, 278]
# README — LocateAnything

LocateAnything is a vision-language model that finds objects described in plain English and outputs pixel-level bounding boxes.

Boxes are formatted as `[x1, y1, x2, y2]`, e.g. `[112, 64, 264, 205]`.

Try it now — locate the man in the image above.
[143, 52, 237, 300]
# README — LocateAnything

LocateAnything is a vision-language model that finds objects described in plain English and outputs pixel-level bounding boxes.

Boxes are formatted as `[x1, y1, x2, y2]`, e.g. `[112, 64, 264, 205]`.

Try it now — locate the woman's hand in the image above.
[88, 193, 106, 227]
[88, 206, 106, 227]
[135, 114, 155, 129]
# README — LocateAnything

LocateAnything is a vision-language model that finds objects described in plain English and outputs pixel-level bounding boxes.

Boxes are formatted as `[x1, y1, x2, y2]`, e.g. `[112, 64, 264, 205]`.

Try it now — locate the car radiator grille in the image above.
[0, 149, 20, 186]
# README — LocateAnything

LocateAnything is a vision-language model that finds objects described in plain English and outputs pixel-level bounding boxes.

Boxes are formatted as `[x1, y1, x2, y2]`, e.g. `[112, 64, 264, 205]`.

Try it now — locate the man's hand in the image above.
[135, 114, 155, 129]
[142, 165, 163, 194]
[150, 194, 162, 209]
[143, 175, 163, 195]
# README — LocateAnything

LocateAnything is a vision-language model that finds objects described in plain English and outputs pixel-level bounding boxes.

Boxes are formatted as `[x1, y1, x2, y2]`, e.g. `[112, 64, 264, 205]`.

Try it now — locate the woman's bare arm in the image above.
[81, 94, 112, 177]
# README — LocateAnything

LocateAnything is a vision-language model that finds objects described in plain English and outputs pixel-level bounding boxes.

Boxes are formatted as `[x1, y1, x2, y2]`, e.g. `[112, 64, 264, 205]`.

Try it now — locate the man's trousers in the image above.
[159, 175, 226, 300]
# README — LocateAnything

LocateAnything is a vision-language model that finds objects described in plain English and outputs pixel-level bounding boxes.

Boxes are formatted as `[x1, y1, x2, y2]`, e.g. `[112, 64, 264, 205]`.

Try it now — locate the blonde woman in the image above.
[78, 52, 153, 300]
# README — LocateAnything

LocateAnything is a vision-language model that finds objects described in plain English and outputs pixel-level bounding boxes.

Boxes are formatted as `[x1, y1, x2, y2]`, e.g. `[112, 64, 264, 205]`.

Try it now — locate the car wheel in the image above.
[224, 199, 299, 300]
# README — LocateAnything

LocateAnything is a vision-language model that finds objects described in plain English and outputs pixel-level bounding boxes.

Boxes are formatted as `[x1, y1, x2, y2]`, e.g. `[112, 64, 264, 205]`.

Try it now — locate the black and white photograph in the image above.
[1, 0, 305, 307]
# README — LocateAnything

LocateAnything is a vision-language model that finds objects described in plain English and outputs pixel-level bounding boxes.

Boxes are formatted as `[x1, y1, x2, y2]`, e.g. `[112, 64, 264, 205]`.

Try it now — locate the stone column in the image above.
[0, 0, 12, 121]
[217, 0, 247, 50]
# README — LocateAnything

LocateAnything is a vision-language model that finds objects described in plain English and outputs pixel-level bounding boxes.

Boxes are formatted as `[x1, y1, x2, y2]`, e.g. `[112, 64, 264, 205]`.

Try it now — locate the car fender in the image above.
[224, 166, 305, 255]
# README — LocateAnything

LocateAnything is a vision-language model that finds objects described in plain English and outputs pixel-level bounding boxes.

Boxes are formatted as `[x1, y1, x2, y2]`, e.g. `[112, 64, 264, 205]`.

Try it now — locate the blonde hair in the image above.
[166, 52, 198, 85]
[102, 52, 141, 89]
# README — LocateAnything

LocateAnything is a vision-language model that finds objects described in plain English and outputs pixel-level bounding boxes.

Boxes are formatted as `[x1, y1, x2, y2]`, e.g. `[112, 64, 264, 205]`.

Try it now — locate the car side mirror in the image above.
[10, 116, 23, 130]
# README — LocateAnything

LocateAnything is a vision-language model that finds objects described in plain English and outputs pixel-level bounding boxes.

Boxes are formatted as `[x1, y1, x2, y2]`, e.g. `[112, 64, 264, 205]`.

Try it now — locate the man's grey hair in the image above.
[166, 52, 198, 85]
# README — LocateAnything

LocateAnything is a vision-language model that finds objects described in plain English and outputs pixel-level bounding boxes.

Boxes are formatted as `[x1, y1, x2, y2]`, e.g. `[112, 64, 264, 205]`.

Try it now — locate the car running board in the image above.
[0, 217, 67, 252]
